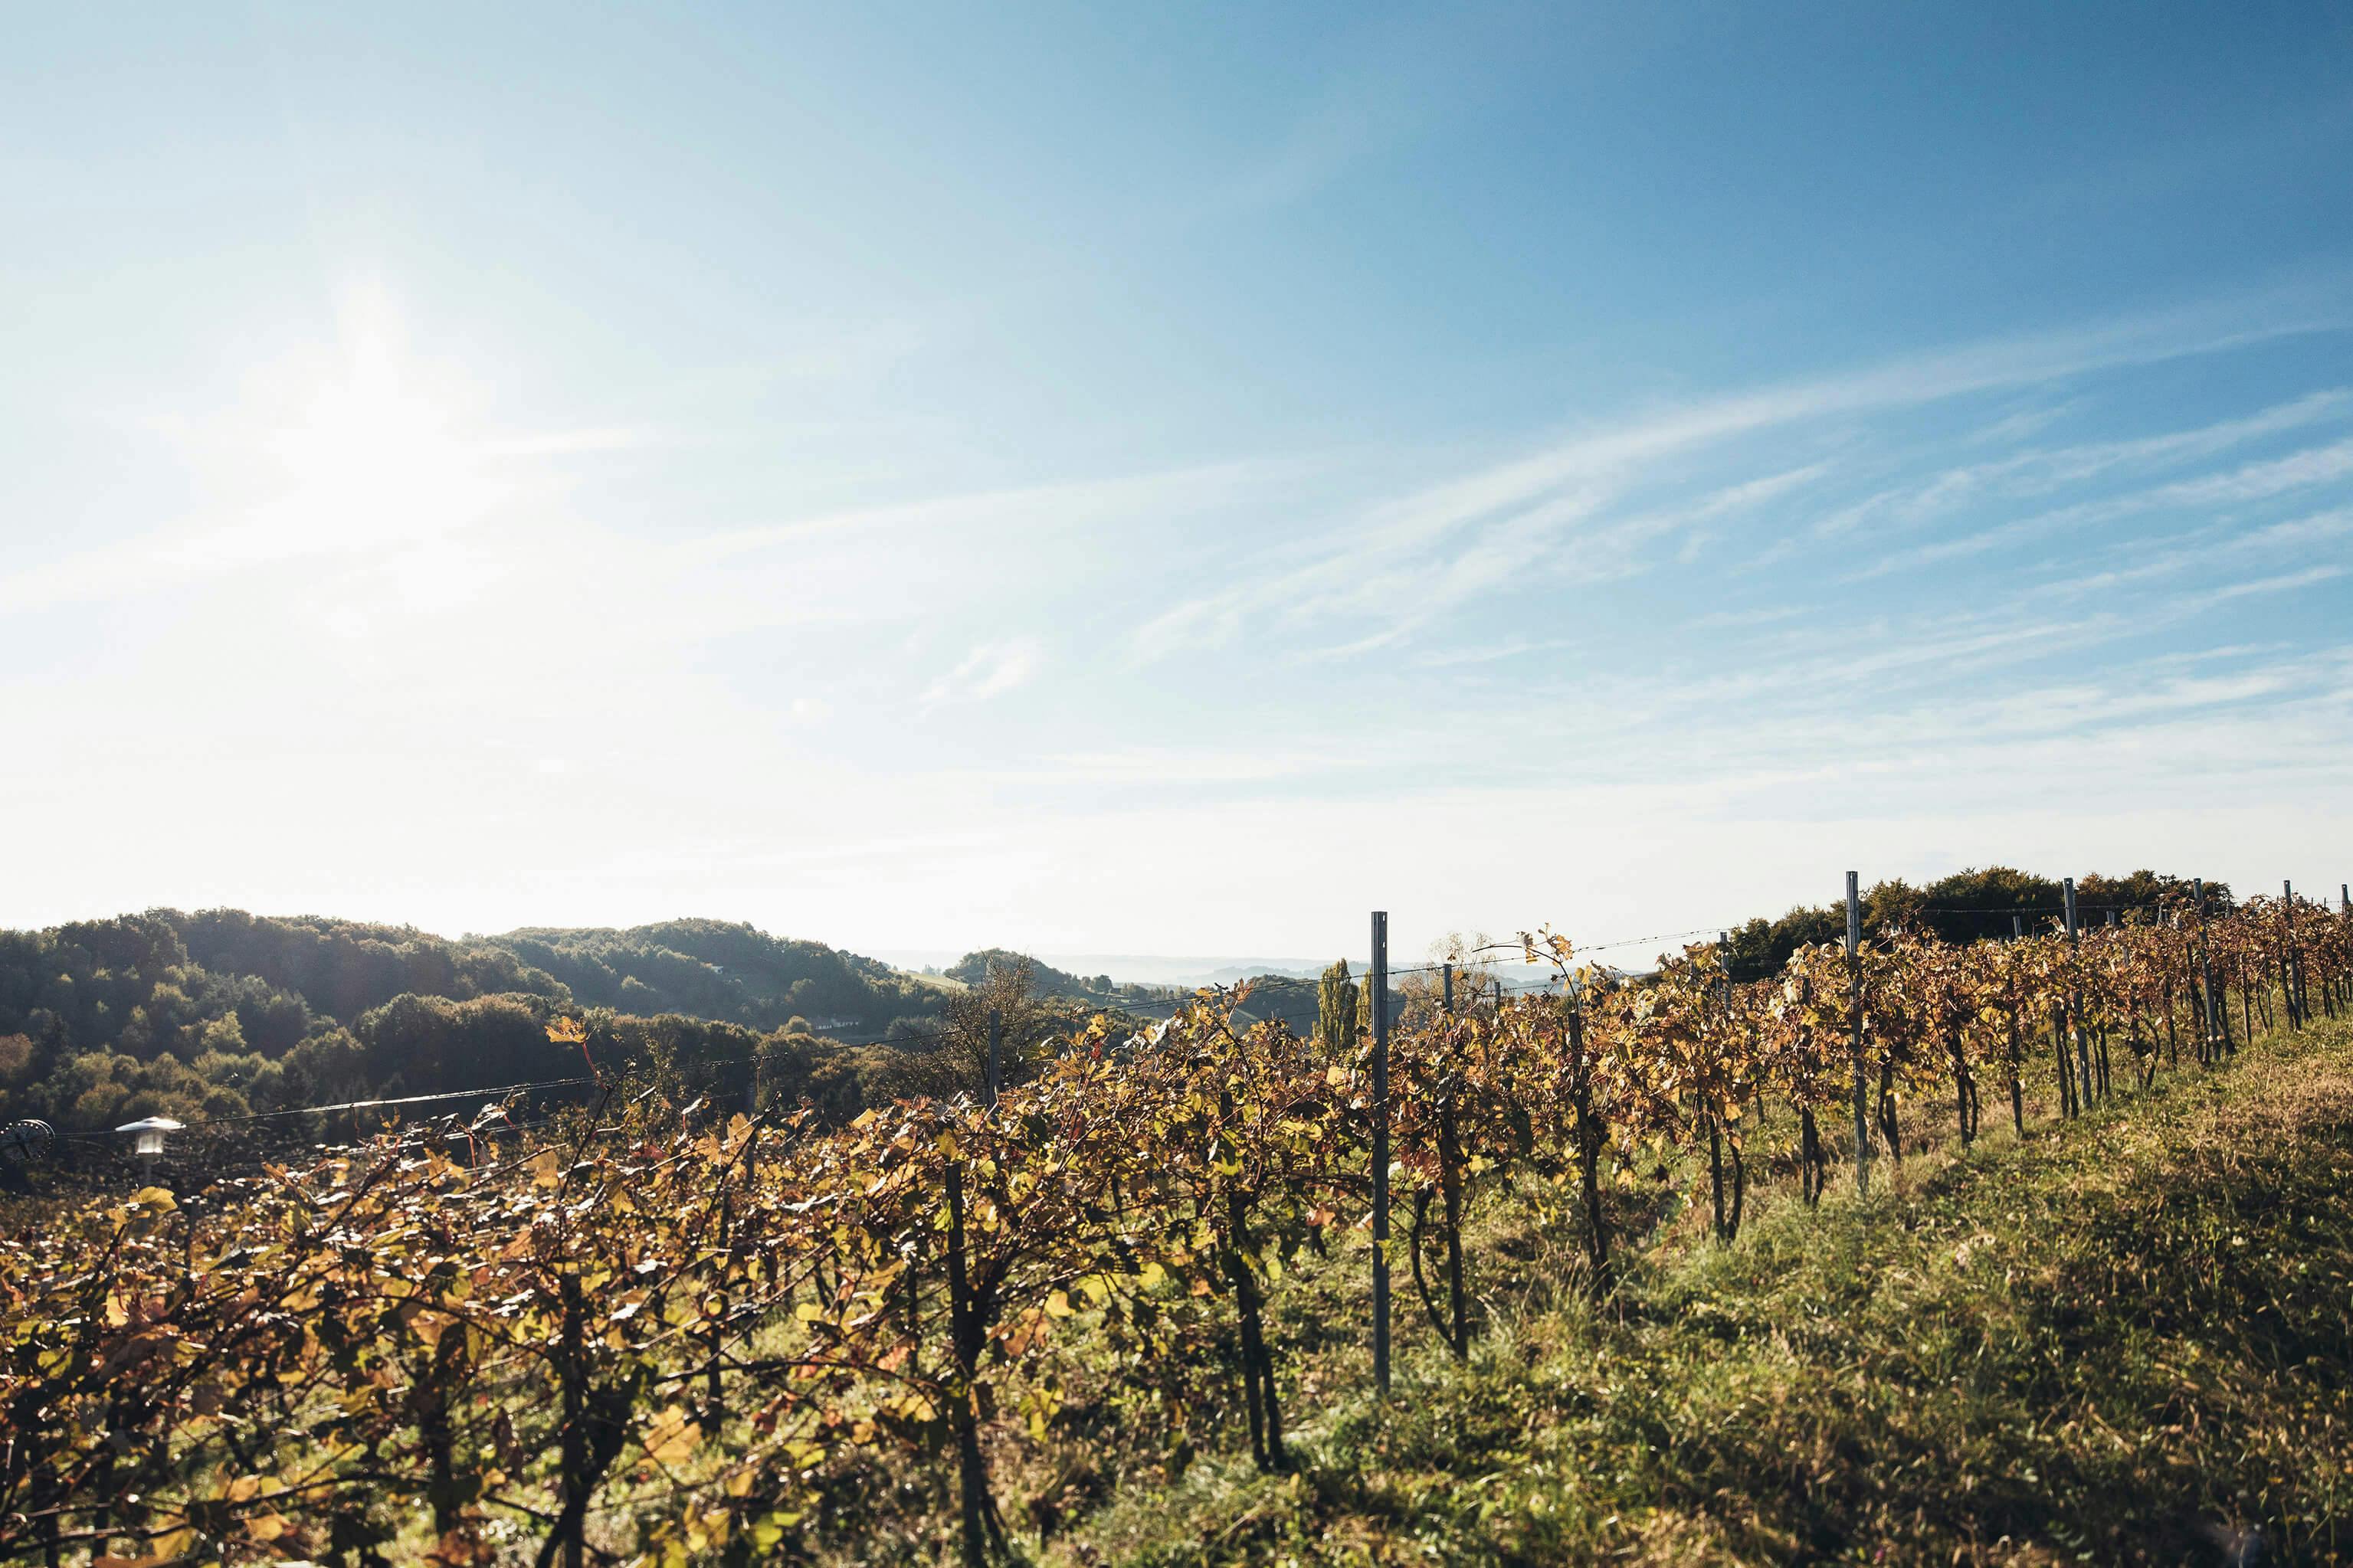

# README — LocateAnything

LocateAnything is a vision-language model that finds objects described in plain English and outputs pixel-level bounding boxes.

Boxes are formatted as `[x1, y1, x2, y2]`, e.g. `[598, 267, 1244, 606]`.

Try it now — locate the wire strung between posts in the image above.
[195, 1076, 599, 1126]
[1458, 928, 1725, 960]
[57, 1075, 606, 1141]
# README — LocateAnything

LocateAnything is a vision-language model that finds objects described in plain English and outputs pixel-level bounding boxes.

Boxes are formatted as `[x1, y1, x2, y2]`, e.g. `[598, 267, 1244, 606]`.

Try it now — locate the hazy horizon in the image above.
[7, 6, 2350, 957]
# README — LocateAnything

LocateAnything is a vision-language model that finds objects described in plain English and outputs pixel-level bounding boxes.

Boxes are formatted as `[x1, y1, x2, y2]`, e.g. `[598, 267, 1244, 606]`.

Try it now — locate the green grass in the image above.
[1059, 1017, 2353, 1566]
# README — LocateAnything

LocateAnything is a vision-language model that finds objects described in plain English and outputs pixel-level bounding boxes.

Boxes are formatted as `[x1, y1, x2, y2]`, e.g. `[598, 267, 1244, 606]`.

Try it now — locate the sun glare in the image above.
[186, 284, 506, 574]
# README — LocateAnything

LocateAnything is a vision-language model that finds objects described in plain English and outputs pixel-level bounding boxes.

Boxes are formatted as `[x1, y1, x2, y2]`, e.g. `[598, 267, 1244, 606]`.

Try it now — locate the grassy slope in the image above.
[1070, 1017, 2353, 1566]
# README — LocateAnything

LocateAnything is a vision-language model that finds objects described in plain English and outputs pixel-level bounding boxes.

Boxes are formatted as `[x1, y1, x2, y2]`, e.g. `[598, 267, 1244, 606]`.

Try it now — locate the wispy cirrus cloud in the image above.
[1129, 299, 2346, 665]
[1813, 388, 2350, 544]
[921, 637, 1044, 705]
[686, 455, 1323, 562]
[1847, 433, 2353, 581]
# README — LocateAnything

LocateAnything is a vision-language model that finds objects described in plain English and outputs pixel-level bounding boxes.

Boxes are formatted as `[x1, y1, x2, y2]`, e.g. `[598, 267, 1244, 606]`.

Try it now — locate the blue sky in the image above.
[5, 4, 2351, 965]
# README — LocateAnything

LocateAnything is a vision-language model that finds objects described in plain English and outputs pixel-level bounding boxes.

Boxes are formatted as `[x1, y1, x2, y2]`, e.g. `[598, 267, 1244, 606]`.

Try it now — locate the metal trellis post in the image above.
[1847, 871, 1867, 1198]
[1370, 910, 1391, 1395]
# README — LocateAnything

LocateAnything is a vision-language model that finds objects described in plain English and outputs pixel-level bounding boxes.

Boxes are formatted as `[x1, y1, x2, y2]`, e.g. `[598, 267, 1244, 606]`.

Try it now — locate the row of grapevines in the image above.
[4, 897, 2348, 1566]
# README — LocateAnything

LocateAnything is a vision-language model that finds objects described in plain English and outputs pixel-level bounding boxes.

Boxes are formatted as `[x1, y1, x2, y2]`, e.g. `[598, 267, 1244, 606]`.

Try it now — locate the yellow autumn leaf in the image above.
[643, 1405, 701, 1466]
[1044, 1290, 1074, 1318]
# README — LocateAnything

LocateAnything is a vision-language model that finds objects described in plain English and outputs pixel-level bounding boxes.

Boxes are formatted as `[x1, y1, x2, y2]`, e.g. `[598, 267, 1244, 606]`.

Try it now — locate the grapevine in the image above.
[4, 896, 2348, 1566]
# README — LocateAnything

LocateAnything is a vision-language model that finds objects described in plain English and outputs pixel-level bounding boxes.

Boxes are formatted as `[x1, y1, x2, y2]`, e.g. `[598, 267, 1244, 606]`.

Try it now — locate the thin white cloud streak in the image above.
[1846, 434, 2353, 581]
[1965, 400, 2086, 447]
[1690, 605, 1806, 630]
[922, 637, 1045, 704]
[2033, 503, 2353, 600]
[2188, 563, 2348, 605]
[1811, 388, 2350, 543]
[686, 456, 1325, 561]
[2158, 432, 2353, 504]
[1130, 301, 2343, 662]
[1411, 636, 1585, 669]
[1398, 573, 2353, 810]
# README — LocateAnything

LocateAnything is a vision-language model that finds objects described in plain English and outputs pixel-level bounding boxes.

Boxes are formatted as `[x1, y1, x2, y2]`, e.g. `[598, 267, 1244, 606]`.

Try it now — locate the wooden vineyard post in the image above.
[1847, 872, 1868, 1198]
[2179, 895, 2207, 1065]
[985, 1007, 1002, 1108]
[2284, 880, 2305, 1028]
[943, 1150, 990, 1568]
[1370, 911, 1391, 1395]
[1565, 995, 1610, 1287]
[2004, 915, 2027, 1133]
[2197, 878, 2227, 1056]
[1437, 949, 1467, 1355]
[2065, 879, 2092, 1106]
[559, 1272, 587, 1568]
[1709, 932, 1733, 1239]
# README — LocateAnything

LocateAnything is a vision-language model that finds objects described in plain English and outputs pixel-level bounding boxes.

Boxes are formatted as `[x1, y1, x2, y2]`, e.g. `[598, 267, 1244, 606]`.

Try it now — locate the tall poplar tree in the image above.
[1316, 959, 1358, 1056]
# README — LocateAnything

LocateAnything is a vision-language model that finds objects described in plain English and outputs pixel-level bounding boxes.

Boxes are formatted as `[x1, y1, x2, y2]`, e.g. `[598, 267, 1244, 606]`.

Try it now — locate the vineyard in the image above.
[5, 889, 2351, 1566]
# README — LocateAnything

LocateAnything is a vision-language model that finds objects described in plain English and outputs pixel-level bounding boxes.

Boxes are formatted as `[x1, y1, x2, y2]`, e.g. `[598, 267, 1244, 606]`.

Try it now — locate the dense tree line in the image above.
[0, 909, 1160, 1141]
[171, 909, 571, 1020]
[486, 918, 942, 1031]
[1717, 866, 2228, 982]
[0, 912, 978, 1135]
[0, 872, 2226, 1136]
[0, 915, 367, 1131]
[945, 947, 1184, 1010]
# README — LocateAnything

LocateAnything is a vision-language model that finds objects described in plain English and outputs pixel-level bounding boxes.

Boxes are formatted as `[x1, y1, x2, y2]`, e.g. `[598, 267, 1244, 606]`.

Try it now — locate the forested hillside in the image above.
[0, 869, 2230, 1137]
[171, 908, 571, 1020]
[0, 912, 365, 1129]
[483, 919, 943, 1033]
[1720, 866, 2227, 979]
[946, 948, 1185, 1011]
[0, 909, 971, 1134]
